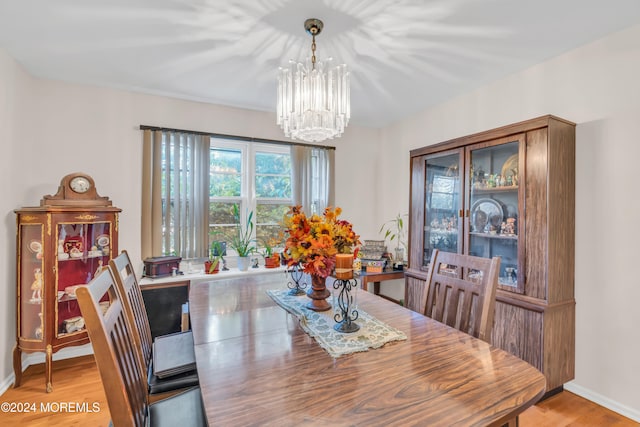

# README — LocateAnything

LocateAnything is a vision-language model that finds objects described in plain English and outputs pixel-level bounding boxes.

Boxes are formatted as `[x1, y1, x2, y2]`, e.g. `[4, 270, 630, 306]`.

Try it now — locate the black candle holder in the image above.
[332, 278, 359, 333]
[286, 263, 307, 296]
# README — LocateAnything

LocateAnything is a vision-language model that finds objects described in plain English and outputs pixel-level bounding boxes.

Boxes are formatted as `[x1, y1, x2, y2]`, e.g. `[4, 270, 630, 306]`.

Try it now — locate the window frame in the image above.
[209, 139, 292, 256]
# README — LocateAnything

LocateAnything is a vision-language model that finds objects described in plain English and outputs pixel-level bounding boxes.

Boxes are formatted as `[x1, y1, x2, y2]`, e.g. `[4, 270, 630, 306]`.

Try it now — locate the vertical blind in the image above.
[142, 130, 209, 259]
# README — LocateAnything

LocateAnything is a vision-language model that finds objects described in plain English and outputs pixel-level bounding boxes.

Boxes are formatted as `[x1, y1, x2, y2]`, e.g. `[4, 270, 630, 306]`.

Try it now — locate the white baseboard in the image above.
[0, 372, 15, 397]
[565, 381, 640, 422]
[0, 344, 94, 396]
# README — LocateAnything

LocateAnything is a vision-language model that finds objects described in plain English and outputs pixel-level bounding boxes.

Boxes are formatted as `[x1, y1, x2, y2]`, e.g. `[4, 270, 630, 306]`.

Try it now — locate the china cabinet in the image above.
[405, 115, 575, 391]
[13, 173, 120, 392]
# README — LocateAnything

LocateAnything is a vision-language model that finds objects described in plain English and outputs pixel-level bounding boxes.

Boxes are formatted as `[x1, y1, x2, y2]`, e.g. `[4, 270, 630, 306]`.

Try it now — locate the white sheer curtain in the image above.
[141, 130, 210, 259]
[291, 145, 313, 214]
[316, 147, 335, 212]
[291, 145, 334, 215]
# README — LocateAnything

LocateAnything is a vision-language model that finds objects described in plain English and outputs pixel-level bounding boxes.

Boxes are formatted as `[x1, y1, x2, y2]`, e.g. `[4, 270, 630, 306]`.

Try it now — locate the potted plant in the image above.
[261, 237, 282, 269]
[204, 241, 224, 274]
[229, 204, 256, 271]
[379, 213, 408, 264]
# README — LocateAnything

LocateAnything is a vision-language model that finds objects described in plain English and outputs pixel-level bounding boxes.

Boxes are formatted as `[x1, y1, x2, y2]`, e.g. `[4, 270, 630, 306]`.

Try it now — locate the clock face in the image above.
[70, 176, 91, 193]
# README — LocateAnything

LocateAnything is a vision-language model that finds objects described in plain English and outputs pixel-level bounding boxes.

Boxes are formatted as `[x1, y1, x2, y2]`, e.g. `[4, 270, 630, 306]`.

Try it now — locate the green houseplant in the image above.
[379, 213, 408, 262]
[229, 204, 256, 271]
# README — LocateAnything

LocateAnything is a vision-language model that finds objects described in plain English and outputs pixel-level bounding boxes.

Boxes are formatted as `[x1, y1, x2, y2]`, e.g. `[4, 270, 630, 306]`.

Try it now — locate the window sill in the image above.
[139, 265, 287, 288]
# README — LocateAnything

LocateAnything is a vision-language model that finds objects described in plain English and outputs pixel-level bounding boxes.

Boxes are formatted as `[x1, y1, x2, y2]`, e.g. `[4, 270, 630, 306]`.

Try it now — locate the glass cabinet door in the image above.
[423, 150, 463, 267]
[18, 223, 45, 341]
[56, 221, 112, 337]
[466, 136, 524, 292]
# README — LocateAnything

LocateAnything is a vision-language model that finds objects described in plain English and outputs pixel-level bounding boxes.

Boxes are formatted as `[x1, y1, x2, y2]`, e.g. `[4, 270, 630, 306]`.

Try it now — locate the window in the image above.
[208, 141, 247, 249]
[254, 146, 292, 244]
[208, 140, 292, 253]
[142, 129, 333, 260]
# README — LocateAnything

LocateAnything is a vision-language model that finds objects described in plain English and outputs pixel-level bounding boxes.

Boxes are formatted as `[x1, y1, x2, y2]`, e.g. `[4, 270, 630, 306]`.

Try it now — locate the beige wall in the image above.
[0, 50, 36, 391]
[0, 47, 379, 391]
[379, 23, 640, 420]
[2, 21, 640, 421]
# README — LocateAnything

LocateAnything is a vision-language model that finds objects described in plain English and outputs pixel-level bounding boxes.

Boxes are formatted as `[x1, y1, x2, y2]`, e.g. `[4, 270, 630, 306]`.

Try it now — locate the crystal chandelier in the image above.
[277, 19, 350, 143]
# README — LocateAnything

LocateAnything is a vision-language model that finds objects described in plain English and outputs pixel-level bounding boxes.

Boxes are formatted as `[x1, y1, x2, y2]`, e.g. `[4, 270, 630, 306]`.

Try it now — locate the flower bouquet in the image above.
[283, 206, 360, 311]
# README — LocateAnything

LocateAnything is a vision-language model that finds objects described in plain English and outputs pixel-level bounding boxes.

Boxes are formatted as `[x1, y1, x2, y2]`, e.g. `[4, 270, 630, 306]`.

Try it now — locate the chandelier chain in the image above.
[311, 35, 316, 70]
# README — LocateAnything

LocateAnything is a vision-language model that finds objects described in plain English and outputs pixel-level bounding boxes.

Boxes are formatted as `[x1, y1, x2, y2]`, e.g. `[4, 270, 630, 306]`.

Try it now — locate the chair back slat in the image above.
[421, 249, 500, 342]
[77, 268, 149, 427]
[110, 250, 153, 368]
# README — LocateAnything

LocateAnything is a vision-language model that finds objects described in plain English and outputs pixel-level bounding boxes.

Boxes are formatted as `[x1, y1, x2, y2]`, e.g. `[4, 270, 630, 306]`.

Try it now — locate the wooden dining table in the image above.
[189, 274, 546, 426]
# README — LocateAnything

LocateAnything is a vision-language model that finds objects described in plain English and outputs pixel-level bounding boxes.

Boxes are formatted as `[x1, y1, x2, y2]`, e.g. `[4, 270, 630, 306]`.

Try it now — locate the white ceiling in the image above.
[1, 0, 640, 128]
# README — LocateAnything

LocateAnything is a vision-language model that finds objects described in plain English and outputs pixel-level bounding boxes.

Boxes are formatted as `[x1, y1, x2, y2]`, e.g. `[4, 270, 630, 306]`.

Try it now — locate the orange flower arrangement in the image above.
[283, 206, 360, 278]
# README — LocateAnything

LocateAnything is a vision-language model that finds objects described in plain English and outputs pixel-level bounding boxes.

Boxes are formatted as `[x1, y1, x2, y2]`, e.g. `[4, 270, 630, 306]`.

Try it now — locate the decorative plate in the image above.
[97, 234, 110, 247]
[471, 198, 504, 232]
[29, 240, 42, 253]
[501, 154, 519, 179]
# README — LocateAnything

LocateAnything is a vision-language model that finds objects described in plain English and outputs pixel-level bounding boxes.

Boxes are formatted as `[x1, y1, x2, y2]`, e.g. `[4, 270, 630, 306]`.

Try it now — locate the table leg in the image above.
[373, 281, 381, 296]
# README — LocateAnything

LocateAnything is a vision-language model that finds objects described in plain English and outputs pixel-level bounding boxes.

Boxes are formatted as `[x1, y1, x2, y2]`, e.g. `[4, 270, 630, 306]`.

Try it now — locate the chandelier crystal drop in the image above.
[277, 19, 350, 143]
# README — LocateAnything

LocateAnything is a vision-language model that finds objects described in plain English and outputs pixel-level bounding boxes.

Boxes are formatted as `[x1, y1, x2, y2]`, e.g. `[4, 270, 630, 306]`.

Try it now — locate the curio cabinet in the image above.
[13, 173, 120, 392]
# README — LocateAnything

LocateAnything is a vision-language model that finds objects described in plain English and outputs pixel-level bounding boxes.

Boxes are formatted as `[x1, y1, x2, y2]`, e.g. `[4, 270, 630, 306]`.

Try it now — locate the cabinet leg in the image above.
[45, 345, 53, 393]
[12, 344, 22, 388]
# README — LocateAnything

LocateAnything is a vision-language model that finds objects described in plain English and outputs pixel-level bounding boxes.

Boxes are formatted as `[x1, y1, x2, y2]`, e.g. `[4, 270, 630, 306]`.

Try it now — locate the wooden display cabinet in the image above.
[405, 115, 575, 392]
[13, 173, 120, 392]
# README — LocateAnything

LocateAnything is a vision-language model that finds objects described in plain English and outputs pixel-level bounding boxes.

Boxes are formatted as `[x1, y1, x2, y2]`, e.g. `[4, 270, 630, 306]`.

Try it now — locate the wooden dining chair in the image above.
[109, 250, 198, 395]
[76, 268, 207, 427]
[421, 249, 500, 343]
[423, 251, 515, 427]
[422, 251, 520, 427]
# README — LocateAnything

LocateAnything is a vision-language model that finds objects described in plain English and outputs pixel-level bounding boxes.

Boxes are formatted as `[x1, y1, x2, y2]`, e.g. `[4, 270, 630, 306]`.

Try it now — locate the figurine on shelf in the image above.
[504, 267, 515, 284]
[31, 268, 43, 302]
[63, 316, 85, 334]
[501, 217, 517, 235]
[474, 166, 485, 186]
[95, 259, 104, 277]
[34, 312, 43, 340]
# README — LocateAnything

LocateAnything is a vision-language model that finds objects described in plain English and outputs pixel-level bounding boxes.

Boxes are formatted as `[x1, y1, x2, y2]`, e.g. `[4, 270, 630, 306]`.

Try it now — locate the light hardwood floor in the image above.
[0, 355, 637, 426]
